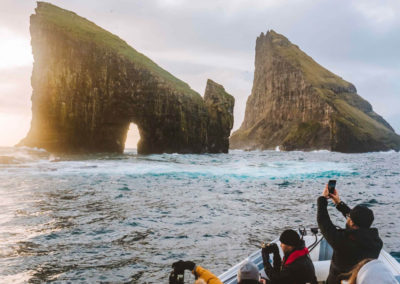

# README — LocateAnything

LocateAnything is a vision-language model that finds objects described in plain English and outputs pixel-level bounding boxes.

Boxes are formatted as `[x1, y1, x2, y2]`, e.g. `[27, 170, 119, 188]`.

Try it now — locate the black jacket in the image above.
[317, 196, 383, 284]
[262, 243, 317, 284]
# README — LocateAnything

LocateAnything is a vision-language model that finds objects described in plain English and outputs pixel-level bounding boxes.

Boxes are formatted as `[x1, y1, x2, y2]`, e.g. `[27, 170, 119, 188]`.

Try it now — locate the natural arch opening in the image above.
[124, 123, 141, 150]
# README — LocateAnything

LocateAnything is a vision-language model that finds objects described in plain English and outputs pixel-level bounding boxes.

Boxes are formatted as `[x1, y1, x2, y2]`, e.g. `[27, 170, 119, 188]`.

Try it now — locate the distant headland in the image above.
[230, 30, 400, 153]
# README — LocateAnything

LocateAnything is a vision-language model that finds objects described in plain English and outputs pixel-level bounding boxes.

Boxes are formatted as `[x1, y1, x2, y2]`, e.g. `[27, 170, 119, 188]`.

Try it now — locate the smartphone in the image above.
[328, 180, 336, 194]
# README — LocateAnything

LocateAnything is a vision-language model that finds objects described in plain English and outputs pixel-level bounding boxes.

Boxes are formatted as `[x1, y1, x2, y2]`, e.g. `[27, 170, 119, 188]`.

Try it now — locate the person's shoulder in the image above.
[347, 227, 381, 239]
[286, 255, 315, 277]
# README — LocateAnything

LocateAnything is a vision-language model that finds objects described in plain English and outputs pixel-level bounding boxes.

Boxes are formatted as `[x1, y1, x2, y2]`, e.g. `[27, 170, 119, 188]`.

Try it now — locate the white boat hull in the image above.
[218, 232, 400, 283]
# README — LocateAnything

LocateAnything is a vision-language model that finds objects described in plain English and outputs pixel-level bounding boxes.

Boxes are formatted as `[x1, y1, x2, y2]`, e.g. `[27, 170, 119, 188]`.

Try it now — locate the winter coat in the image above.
[262, 244, 317, 284]
[194, 265, 223, 284]
[317, 196, 383, 284]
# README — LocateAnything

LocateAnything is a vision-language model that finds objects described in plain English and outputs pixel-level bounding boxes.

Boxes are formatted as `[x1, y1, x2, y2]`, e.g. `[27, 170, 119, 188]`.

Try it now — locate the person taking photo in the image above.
[261, 229, 317, 284]
[317, 184, 383, 283]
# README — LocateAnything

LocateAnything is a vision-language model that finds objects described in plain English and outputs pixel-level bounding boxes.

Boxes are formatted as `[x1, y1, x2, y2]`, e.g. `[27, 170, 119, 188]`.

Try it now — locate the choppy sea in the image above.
[0, 146, 399, 283]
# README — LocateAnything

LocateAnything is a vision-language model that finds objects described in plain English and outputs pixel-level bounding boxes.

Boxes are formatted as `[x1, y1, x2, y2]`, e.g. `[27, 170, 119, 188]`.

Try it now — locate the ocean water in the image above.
[0, 146, 399, 283]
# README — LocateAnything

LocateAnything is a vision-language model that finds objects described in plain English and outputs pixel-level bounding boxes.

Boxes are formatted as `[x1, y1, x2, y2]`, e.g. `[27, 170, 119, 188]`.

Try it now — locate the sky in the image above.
[0, 0, 399, 148]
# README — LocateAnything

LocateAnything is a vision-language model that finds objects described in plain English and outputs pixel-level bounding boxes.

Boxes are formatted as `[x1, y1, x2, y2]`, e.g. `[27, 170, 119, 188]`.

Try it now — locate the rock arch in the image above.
[19, 2, 234, 154]
[124, 123, 140, 149]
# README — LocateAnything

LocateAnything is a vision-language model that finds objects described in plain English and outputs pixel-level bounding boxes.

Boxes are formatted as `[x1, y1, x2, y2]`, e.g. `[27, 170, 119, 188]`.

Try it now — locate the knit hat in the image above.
[350, 205, 374, 228]
[356, 259, 397, 284]
[279, 229, 301, 247]
[237, 261, 259, 282]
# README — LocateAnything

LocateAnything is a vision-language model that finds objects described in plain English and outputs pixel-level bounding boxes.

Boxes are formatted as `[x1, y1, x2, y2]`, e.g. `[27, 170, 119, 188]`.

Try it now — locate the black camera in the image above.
[261, 242, 277, 254]
[169, 268, 184, 284]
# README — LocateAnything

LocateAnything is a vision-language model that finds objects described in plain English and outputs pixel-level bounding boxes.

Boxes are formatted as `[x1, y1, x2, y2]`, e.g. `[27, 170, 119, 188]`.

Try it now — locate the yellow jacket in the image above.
[194, 265, 223, 284]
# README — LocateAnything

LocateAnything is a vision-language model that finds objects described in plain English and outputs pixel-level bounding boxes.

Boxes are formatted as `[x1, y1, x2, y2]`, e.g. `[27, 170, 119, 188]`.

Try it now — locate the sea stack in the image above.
[204, 79, 235, 152]
[19, 2, 234, 154]
[230, 30, 400, 153]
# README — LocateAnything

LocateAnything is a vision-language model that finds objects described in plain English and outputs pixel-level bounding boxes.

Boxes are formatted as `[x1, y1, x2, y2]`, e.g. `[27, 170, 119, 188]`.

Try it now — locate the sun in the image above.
[0, 28, 33, 146]
[0, 28, 33, 70]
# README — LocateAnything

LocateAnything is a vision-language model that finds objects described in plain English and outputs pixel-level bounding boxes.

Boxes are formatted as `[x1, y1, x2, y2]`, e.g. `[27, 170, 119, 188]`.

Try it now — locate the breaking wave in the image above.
[0, 146, 399, 282]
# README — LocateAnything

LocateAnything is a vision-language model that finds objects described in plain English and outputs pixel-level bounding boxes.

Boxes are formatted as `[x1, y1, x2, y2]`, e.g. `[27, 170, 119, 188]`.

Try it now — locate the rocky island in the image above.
[19, 2, 234, 154]
[230, 30, 400, 153]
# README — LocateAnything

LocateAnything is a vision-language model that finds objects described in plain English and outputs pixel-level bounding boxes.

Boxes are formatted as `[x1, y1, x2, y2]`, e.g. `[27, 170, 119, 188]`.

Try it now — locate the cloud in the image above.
[0, 0, 36, 35]
[0, 0, 400, 146]
[0, 66, 32, 113]
[352, 0, 400, 28]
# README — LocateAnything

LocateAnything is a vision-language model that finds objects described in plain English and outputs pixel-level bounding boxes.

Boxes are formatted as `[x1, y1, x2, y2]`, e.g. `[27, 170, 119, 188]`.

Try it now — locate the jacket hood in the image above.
[284, 246, 309, 266]
[346, 227, 383, 251]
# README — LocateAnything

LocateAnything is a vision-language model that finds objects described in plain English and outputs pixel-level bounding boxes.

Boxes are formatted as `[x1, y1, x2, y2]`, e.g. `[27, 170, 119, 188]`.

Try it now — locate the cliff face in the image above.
[20, 2, 234, 154]
[204, 79, 235, 153]
[230, 30, 400, 153]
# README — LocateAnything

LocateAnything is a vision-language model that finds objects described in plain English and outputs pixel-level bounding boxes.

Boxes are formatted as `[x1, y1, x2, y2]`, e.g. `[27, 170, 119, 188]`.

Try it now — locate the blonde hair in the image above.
[341, 258, 373, 284]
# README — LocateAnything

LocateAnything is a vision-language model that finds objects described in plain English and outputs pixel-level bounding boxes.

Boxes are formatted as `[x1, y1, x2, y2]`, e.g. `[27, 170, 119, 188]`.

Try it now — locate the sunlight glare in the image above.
[125, 123, 140, 149]
[0, 112, 31, 146]
[0, 28, 33, 70]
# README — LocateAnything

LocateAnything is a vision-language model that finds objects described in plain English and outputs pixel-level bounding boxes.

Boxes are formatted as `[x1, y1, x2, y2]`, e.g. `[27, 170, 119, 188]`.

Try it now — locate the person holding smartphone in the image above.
[317, 182, 383, 284]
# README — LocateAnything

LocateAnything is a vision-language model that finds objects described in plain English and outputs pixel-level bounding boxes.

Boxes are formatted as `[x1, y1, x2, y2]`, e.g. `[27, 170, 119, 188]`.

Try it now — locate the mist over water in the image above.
[0, 147, 399, 282]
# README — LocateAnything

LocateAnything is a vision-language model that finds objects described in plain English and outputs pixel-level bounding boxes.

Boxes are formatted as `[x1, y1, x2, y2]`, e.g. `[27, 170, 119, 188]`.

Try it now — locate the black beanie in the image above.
[279, 229, 300, 246]
[350, 205, 374, 228]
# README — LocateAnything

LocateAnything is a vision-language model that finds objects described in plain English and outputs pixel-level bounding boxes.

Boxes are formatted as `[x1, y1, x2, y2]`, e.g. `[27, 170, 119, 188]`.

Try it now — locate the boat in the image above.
[218, 228, 400, 283]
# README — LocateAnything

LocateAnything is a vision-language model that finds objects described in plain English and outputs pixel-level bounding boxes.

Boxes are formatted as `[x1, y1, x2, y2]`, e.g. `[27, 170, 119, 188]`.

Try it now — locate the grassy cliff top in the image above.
[266, 30, 354, 90]
[205, 79, 234, 101]
[34, 2, 199, 97]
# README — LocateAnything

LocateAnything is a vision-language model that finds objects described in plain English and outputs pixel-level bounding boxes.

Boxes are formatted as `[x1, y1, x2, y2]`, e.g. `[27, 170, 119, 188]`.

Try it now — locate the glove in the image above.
[262, 242, 279, 255]
[269, 243, 279, 254]
[172, 260, 196, 272]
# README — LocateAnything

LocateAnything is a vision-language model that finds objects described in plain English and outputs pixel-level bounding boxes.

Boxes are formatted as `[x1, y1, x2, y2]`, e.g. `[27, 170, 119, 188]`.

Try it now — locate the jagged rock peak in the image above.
[204, 79, 231, 101]
[204, 79, 235, 153]
[260, 30, 291, 46]
[257, 30, 291, 46]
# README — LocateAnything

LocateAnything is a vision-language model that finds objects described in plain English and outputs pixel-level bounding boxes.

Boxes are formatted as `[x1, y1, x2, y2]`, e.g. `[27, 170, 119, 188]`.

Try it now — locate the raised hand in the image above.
[329, 188, 341, 205]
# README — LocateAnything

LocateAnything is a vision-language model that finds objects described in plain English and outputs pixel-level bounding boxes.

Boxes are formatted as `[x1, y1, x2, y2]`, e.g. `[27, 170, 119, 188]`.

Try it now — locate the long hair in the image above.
[340, 258, 373, 284]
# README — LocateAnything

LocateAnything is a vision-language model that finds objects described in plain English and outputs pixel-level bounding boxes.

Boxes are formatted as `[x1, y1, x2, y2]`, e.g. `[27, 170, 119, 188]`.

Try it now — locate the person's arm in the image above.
[317, 193, 346, 250]
[329, 189, 351, 219]
[172, 261, 222, 284]
[272, 249, 281, 271]
[194, 266, 223, 284]
[336, 201, 350, 219]
[262, 246, 274, 278]
[262, 244, 282, 281]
